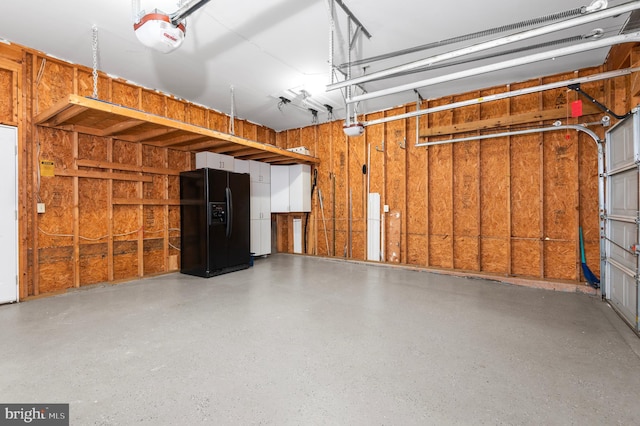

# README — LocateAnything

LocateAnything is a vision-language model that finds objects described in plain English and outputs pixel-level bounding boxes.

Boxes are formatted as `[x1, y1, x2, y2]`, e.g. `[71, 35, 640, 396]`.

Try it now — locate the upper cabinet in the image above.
[271, 164, 311, 213]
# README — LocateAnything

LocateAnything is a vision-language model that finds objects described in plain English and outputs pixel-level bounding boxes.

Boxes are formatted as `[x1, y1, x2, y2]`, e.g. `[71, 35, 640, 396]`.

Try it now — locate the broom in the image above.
[579, 226, 600, 288]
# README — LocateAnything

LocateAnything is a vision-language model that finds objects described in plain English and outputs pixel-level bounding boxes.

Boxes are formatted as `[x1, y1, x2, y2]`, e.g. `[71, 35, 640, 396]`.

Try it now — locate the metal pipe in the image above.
[362, 67, 640, 127]
[361, 67, 640, 127]
[338, 5, 587, 69]
[349, 32, 640, 104]
[415, 124, 601, 147]
[170, 0, 211, 24]
[328, 0, 640, 92]
[334, 0, 372, 39]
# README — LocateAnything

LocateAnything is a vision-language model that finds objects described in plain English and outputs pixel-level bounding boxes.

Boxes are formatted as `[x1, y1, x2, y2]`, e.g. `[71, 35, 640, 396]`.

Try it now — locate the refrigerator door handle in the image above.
[226, 186, 233, 238]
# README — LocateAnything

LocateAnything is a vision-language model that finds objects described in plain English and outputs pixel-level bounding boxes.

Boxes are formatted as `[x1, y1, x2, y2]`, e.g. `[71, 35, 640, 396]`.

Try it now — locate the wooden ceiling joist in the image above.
[35, 95, 319, 165]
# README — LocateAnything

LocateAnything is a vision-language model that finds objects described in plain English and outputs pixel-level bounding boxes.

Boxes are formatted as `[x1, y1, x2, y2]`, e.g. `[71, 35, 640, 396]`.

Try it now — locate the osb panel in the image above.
[348, 129, 366, 260]
[113, 253, 138, 281]
[288, 129, 301, 149]
[113, 206, 140, 241]
[315, 123, 332, 255]
[143, 239, 165, 275]
[166, 98, 186, 122]
[275, 132, 287, 149]
[205, 110, 225, 132]
[144, 206, 165, 236]
[385, 107, 406, 223]
[38, 177, 74, 248]
[233, 119, 244, 137]
[40, 128, 74, 169]
[365, 111, 384, 196]
[429, 236, 452, 268]
[406, 117, 427, 249]
[479, 86, 509, 120]
[543, 132, 578, 240]
[113, 140, 139, 165]
[512, 239, 542, 277]
[112, 81, 140, 109]
[511, 134, 541, 238]
[257, 126, 271, 145]
[481, 238, 509, 274]
[168, 148, 189, 170]
[301, 127, 316, 156]
[387, 210, 401, 263]
[453, 91, 481, 124]
[332, 121, 348, 233]
[480, 137, 509, 237]
[142, 90, 166, 116]
[277, 215, 289, 253]
[544, 241, 578, 280]
[454, 236, 479, 271]
[79, 243, 108, 285]
[39, 260, 74, 293]
[243, 122, 258, 141]
[335, 230, 348, 258]
[79, 178, 108, 239]
[0, 69, 14, 122]
[429, 96, 454, 128]
[578, 131, 601, 276]
[453, 141, 479, 236]
[428, 144, 453, 236]
[142, 144, 165, 166]
[76, 70, 109, 99]
[510, 79, 541, 114]
[35, 58, 74, 114]
[351, 231, 366, 260]
[407, 234, 427, 265]
[143, 175, 165, 200]
[188, 105, 207, 127]
[78, 134, 108, 161]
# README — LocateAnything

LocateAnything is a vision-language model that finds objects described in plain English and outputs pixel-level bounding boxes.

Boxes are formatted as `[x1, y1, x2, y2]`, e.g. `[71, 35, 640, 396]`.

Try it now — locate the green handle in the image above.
[579, 226, 586, 264]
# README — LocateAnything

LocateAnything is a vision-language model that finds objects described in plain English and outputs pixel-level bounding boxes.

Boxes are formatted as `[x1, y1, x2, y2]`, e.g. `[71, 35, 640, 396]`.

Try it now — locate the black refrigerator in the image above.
[180, 168, 251, 277]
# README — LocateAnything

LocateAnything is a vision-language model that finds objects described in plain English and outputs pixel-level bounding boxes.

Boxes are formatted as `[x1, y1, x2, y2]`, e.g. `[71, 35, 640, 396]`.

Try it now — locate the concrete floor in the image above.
[1, 254, 640, 425]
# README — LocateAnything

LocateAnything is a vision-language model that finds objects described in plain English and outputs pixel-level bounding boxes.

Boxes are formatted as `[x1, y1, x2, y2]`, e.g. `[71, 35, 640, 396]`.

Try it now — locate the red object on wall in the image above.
[571, 100, 583, 117]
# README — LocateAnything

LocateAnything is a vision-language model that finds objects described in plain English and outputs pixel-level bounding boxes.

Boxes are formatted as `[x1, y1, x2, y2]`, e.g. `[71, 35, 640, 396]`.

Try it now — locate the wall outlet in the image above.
[37, 203, 45, 213]
[383, 204, 389, 213]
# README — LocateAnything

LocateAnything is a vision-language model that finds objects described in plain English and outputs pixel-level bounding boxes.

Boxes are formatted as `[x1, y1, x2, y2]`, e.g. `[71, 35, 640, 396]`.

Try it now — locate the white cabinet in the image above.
[234, 158, 250, 174]
[271, 164, 311, 213]
[250, 160, 271, 183]
[249, 161, 271, 256]
[195, 152, 234, 171]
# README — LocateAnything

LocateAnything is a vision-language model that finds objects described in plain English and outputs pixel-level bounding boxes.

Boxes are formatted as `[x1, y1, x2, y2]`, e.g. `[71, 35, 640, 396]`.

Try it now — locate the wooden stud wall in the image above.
[277, 62, 640, 287]
[1, 42, 276, 298]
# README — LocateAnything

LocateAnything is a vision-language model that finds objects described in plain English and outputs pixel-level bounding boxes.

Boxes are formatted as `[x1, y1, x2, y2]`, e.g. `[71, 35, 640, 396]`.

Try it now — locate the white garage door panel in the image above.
[606, 114, 636, 170]
[609, 169, 638, 216]
[608, 220, 638, 270]
[604, 112, 640, 332]
[607, 262, 637, 328]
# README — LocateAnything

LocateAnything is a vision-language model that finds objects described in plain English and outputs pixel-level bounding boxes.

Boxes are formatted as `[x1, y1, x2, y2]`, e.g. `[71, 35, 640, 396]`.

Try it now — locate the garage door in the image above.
[604, 113, 640, 333]
[0, 125, 17, 304]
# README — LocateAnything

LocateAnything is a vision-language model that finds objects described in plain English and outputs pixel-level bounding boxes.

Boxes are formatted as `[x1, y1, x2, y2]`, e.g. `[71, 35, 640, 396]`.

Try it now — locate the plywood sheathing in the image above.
[274, 62, 631, 287]
[2, 41, 297, 298]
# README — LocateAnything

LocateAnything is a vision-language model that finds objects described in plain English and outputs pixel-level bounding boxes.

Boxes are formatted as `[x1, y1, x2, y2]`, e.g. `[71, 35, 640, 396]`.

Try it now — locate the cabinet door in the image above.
[259, 182, 271, 218]
[260, 162, 271, 184]
[234, 159, 250, 174]
[250, 182, 261, 220]
[289, 164, 311, 212]
[270, 165, 290, 212]
[250, 219, 261, 255]
[260, 219, 271, 255]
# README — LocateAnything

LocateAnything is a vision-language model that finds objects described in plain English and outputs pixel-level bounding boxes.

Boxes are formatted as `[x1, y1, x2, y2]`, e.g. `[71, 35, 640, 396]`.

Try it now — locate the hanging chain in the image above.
[92, 25, 99, 99]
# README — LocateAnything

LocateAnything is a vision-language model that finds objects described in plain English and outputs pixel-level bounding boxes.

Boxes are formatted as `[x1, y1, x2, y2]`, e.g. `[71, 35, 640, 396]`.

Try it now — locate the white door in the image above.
[604, 113, 640, 332]
[0, 125, 18, 304]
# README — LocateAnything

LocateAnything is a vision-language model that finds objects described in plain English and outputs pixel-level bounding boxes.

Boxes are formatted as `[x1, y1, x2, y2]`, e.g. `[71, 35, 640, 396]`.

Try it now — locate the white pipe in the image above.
[362, 67, 640, 127]
[348, 32, 640, 104]
[328, 0, 640, 92]
[415, 124, 601, 147]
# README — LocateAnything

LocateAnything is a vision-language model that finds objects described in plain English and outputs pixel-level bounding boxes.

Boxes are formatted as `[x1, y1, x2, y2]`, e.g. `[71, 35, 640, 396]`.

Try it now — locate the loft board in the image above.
[34, 94, 319, 165]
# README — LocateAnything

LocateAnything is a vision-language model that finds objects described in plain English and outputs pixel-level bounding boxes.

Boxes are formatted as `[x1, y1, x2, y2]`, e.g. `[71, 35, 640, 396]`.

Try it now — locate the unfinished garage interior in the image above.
[2, 0, 640, 423]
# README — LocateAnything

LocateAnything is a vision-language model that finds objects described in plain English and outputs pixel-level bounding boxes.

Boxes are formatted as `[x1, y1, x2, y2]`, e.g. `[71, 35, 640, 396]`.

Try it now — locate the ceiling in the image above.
[0, 0, 636, 132]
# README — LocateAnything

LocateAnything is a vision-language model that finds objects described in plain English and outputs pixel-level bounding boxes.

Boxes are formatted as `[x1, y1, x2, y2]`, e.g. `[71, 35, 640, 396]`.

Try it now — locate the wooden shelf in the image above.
[35, 95, 320, 165]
